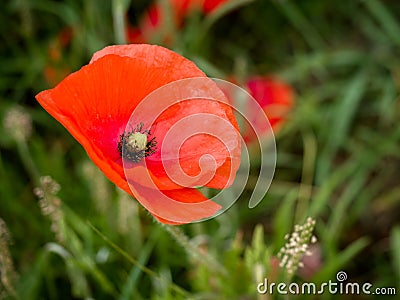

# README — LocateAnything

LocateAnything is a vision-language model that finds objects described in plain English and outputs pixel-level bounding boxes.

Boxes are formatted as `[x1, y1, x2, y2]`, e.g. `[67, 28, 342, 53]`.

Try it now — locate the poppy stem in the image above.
[16, 139, 41, 187]
[88, 222, 190, 297]
[160, 223, 227, 276]
[112, 0, 128, 44]
[295, 129, 317, 223]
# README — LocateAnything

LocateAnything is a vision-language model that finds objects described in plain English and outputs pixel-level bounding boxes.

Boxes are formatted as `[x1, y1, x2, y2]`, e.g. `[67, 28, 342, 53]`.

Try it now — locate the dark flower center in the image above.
[118, 122, 157, 163]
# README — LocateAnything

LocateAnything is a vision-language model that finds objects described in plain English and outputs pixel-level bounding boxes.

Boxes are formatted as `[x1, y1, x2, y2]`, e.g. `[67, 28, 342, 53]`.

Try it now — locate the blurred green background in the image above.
[1, 0, 400, 299]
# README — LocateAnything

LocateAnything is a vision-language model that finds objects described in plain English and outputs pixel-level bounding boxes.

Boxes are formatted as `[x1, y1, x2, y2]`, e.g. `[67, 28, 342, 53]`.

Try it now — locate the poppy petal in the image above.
[146, 99, 240, 189]
[131, 185, 222, 224]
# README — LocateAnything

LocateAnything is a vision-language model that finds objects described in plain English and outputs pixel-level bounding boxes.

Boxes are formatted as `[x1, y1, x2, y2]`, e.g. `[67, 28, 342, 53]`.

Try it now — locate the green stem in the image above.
[88, 222, 189, 297]
[296, 129, 317, 223]
[16, 139, 40, 186]
[160, 223, 227, 275]
[112, 0, 128, 44]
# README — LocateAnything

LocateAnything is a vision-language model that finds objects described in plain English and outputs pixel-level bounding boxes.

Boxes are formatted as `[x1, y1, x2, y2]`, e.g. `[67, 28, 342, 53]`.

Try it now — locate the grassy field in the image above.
[1, 0, 400, 299]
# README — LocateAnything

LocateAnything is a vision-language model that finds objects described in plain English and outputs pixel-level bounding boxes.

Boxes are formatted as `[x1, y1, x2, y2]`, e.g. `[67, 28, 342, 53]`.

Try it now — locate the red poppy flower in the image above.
[36, 44, 241, 224]
[243, 76, 294, 143]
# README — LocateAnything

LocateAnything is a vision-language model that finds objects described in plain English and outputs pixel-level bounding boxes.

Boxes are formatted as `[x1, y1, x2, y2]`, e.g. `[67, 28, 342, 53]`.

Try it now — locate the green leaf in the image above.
[317, 69, 369, 182]
[272, 189, 297, 251]
[364, 0, 400, 46]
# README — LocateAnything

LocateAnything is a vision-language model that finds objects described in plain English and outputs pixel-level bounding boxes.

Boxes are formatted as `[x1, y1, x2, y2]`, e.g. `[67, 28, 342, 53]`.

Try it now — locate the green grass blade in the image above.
[273, 0, 325, 51]
[327, 167, 367, 242]
[88, 222, 190, 297]
[309, 159, 358, 218]
[272, 189, 297, 251]
[363, 0, 400, 46]
[317, 69, 369, 181]
[119, 228, 161, 300]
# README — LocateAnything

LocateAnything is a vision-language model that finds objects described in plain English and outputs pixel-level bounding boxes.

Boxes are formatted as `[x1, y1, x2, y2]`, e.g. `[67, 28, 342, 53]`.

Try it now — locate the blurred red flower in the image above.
[36, 44, 241, 224]
[44, 27, 73, 86]
[127, 0, 230, 44]
[203, 0, 229, 13]
[243, 77, 295, 143]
